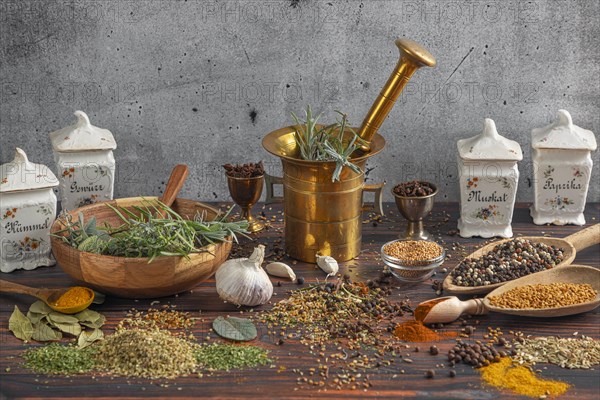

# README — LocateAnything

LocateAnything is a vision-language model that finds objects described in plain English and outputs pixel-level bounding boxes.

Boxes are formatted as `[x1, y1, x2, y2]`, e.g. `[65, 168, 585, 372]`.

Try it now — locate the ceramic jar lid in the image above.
[531, 110, 597, 151]
[50, 111, 116, 152]
[0, 148, 59, 193]
[457, 118, 523, 161]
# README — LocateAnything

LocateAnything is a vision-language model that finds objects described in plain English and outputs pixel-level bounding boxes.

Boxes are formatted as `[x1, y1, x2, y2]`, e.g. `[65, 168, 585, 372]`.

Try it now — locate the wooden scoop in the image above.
[0, 279, 94, 314]
[157, 164, 188, 217]
[418, 265, 600, 324]
[443, 224, 600, 295]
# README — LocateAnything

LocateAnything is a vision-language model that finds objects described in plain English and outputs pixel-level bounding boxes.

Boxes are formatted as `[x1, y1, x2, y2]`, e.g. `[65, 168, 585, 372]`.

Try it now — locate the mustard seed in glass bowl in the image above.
[381, 239, 445, 282]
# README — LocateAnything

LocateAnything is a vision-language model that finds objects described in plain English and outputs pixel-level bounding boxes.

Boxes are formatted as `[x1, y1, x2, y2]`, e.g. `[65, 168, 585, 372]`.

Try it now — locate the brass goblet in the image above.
[226, 175, 264, 233]
[392, 183, 438, 240]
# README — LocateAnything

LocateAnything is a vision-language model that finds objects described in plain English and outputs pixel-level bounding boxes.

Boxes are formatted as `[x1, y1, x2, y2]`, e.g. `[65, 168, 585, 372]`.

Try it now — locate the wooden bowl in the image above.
[50, 197, 232, 299]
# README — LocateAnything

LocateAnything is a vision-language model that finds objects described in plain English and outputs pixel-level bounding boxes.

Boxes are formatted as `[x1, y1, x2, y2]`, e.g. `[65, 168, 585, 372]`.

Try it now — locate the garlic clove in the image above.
[316, 254, 339, 277]
[215, 245, 273, 307]
[265, 262, 296, 281]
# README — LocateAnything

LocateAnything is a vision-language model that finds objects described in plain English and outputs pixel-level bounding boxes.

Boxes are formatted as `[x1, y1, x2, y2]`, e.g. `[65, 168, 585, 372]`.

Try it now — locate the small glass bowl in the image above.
[380, 239, 446, 282]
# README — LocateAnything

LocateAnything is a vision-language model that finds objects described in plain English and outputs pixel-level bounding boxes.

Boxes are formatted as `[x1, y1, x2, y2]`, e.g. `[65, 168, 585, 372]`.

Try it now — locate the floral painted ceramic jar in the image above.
[0, 148, 59, 272]
[457, 119, 523, 238]
[530, 110, 597, 225]
[50, 111, 116, 210]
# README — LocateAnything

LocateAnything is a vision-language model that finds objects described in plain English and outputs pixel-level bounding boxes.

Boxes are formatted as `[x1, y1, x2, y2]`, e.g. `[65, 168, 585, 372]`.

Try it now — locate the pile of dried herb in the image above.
[513, 335, 600, 369]
[23, 343, 97, 375]
[117, 308, 194, 331]
[9, 302, 105, 347]
[195, 343, 270, 371]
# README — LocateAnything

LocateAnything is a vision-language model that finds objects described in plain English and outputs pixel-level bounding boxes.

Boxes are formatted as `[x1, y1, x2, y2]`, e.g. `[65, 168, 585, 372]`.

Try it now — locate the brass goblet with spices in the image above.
[224, 162, 265, 233]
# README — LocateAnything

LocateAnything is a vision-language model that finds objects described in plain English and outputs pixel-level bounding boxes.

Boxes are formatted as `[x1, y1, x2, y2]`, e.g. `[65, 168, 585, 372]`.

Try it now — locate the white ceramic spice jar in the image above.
[50, 111, 116, 210]
[457, 119, 523, 238]
[0, 148, 59, 272]
[530, 110, 597, 225]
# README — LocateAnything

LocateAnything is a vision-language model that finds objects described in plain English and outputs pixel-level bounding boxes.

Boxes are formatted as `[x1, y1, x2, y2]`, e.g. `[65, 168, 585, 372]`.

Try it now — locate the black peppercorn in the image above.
[296, 277, 305, 285]
[424, 369, 435, 379]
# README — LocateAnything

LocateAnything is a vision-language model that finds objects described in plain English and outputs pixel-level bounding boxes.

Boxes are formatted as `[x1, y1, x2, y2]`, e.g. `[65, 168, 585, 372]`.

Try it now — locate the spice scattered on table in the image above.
[223, 162, 265, 178]
[118, 308, 194, 331]
[393, 181, 436, 197]
[53, 287, 92, 308]
[488, 283, 597, 309]
[383, 240, 443, 261]
[513, 336, 600, 369]
[479, 357, 570, 398]
[450, 239, 564, 287]
[195, 343, 270, 371]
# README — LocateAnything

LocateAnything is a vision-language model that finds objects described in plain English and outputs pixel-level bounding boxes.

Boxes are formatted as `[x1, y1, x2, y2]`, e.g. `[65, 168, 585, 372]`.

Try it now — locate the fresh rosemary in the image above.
[53, 200, 249, 262]
[291, 105, 365, 182]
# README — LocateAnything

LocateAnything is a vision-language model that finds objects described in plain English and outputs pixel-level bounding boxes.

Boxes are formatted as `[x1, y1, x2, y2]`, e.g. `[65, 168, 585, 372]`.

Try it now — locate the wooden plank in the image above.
[1, 203, 598, 399]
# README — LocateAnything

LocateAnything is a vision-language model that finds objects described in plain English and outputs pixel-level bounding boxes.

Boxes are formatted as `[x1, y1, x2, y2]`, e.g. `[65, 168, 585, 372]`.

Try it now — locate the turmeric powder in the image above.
[53, 287, 92, 308]
[479, 357, 570, 398]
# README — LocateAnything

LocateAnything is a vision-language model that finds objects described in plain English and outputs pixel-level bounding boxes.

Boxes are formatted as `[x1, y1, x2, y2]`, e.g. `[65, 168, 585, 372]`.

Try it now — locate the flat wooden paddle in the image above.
[157, 164, 189, 217]
[443, 223, 600, 295]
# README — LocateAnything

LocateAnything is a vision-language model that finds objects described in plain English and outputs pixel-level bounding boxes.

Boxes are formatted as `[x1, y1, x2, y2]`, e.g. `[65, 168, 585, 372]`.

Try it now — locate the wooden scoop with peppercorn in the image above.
[416, 264, 600, 323]
[443, 223, 599, 295]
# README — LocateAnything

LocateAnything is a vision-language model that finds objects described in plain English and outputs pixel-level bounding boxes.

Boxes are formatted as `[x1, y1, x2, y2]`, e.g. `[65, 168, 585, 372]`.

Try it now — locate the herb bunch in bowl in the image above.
[291, 105, 365, 182]
[53, 201, 249, 262]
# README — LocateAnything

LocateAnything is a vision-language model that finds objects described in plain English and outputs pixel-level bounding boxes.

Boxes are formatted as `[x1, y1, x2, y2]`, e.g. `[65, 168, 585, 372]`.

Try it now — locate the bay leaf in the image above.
[26, 311, 46, 325]
[9, 306, 33, 341]
[52, 321, 82, 337]
[32, 321, 62, 342]
[29, 300, 52, 315]
[76, 310, 106, 328]
[212, 316, 257, 341]
[47, 312, 79, 325]
[78, 328, 104, 349]
[92, 291, 105, 305]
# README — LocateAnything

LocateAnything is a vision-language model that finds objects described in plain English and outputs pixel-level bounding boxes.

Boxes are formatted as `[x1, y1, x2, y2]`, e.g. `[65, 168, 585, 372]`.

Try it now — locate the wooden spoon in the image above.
[443, 223, 600, 295]
[157, 164, 189, 217]
[418, 265, 600, 323]
[0, 279, 94, 314]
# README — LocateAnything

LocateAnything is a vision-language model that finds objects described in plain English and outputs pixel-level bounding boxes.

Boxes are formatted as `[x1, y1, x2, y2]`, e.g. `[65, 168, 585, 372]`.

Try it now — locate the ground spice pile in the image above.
[53, 287, 92, 308]
[513, 336, 600, 369]
[393, 320, 456, 342]
[489, 283, 597, 309]
[479, 357, 570, 398]
[451, 239, 564, 287]
[118, 308, 194, 331]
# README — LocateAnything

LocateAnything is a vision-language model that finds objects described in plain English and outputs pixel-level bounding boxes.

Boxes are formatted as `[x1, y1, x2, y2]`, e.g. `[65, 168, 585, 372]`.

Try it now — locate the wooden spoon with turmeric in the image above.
[0, 279, 94, 314]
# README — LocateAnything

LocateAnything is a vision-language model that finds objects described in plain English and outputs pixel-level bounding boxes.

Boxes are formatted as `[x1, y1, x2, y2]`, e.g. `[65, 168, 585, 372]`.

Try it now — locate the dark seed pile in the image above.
[393, 181, 436, 197]
[450, 238, 564, 287]
[448, 328, 511, 369]
[223, 162, 264, 178]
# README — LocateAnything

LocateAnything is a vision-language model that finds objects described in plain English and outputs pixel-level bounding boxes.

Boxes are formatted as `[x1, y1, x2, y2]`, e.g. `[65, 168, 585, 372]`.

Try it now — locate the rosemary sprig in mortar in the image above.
[291, 105, 365, 182]
[52, 200, 249, 262]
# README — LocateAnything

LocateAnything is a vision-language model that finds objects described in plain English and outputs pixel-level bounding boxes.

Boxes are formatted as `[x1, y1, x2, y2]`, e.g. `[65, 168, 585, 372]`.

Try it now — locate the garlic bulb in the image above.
[265, 262, 296, 281]
[215, 245, 273, 306]
[316, 254, 339, 277]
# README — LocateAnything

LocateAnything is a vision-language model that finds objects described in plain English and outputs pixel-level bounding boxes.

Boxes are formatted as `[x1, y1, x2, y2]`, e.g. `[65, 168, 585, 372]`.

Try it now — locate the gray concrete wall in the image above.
[1, 0, 599, 203]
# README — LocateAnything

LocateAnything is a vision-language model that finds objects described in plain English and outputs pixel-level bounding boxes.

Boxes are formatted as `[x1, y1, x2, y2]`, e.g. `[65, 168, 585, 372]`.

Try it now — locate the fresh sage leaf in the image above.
[78, 328, 104, 349]
[212, 316, 257, 341]
[32, 321, 62, 342]
[9, 306, 33, 341]
[84, 216, 97, 235]
[29, 300, 52, 315]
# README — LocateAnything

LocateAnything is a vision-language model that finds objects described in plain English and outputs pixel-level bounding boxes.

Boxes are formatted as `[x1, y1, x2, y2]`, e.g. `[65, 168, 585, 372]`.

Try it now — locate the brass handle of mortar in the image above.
[362, 182, 385, 215]
[357, 38, 436, 152]
[264, 173, 284, 204]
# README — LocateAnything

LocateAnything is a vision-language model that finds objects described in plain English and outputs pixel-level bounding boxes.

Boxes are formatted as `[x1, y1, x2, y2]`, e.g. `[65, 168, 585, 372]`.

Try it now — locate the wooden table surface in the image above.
[1, 202, 599, 399]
